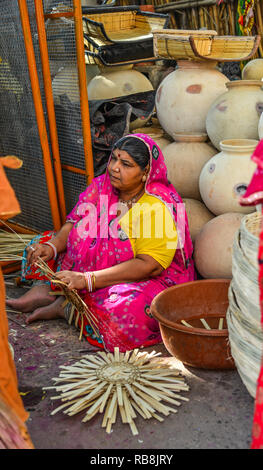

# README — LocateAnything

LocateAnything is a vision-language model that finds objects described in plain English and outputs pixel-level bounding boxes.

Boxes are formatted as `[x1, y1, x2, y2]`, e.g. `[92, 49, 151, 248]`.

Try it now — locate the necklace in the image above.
[118, 187, 145, 207]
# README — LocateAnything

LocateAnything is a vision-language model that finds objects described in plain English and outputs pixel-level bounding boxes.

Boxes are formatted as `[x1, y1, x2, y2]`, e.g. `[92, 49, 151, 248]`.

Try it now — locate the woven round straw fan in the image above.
[43, 348, 189, 436]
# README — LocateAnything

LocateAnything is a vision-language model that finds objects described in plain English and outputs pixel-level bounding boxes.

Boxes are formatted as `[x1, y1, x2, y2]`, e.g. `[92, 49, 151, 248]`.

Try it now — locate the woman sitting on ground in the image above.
[7, 134, 195, 352]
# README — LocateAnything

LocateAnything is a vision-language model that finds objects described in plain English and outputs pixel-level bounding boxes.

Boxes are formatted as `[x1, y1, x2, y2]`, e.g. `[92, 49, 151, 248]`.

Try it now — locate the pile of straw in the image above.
[0, 230, 35, 263]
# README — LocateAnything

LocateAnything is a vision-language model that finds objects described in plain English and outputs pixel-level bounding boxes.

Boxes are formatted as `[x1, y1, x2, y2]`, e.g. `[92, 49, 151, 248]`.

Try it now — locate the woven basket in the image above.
[240, 212, 261, 268]
[45, 6, 168, 66]
[226, 211, 262, 398]
[227, 286, 262, 398]
[82, 7, 169, 66]
[153, 30, 261, 62]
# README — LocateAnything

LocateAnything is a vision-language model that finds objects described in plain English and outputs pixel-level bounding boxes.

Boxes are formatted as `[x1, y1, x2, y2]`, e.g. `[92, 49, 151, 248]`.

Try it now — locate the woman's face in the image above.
[108, 148, 147, 193]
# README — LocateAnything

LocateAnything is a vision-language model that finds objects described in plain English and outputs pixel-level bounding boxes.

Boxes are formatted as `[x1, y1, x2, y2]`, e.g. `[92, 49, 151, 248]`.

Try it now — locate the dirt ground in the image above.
[5, 279, 255, 451]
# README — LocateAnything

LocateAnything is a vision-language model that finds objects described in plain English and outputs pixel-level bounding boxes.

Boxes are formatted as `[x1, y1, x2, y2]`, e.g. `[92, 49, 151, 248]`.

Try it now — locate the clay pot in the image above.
[206, 80, 263, 150]
[242, 59, 263, 81]
[132, 127, 171, 150]
[150, 279, 235, 369]
[155, 60, 228, 138]
[52, 65, 99, 104]
[163, 133, 218, 200]
[199, 139, 258, 215]
[194, 212, 244, 279]
[88, 69, 154, 130]
[259, 112, 263, 140]
[183, 198, 215, 242]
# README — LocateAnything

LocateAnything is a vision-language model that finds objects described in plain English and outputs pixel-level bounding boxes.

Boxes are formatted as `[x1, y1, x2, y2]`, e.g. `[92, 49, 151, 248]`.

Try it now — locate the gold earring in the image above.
[142, 175, 146, 182]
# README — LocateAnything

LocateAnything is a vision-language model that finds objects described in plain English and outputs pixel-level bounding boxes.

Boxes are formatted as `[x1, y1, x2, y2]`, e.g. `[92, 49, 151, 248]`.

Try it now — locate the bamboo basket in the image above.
[45, 6, 168, 66]
[227, 286, 262, 398]
[226, 212, 262, 398]
[82, 6, 169, 66]
[231, 231, 260, 327]
[153, 30, 261, 62]
[239, 211, 261, 269]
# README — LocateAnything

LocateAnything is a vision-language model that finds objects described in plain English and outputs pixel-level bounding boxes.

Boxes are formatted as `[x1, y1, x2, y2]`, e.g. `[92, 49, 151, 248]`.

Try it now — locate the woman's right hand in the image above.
[26, 243, 54, 265]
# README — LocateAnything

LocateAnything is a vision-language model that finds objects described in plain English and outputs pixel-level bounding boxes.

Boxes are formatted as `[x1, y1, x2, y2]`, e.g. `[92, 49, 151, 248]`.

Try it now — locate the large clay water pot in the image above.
[163, 133, 217, 200]
[52, 65, 99, 104]
[206, 80, 263, 150]
[88, 69, 154, 130]
[194, 212, 244, 278]
[183, 198, 215, 242]
[155, 60, 228, 138]
[242, 59, 263, 81]
[259, 112, 263, 140]
[199, 139, 258, 215]
[132, 127, 171, 151]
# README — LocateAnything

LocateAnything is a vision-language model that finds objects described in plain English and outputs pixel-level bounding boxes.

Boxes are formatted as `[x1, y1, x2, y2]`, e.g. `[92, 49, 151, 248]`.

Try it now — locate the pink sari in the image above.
[59, 133, 195, 351]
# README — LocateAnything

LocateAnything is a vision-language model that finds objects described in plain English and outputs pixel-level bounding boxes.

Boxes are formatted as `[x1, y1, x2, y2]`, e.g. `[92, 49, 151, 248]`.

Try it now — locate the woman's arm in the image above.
[95, 254, 163, 288]
[55, 254, 164, 291]
[51, 222, 74, 253]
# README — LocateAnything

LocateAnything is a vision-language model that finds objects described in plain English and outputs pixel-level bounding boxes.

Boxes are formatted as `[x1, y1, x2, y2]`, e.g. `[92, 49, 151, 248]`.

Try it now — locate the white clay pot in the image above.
[206, 80, 263, 150]
[155, 60, 228, 138]
[163, 133, 217, 200]
[242, 59, 263, 81]
[194, 212, 244, 278]
[259, 112, 263, 140]
[88, 69, 154, 130]
[183, 198, 215, 242]
[132, 127, 171, 151]
[199, 139, 258, 215]
[52, 64, 99, 104]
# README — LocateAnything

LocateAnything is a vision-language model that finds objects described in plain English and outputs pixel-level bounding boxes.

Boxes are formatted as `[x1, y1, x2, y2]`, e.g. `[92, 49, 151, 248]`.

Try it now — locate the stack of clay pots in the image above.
[155, 59, 229, 258]
[155, 58, 262, 279]
[195, 138, 258, 279]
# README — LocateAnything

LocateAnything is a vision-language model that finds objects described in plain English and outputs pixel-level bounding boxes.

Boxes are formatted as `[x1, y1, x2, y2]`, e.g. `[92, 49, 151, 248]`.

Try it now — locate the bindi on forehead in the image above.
[113, 149, 122, 158]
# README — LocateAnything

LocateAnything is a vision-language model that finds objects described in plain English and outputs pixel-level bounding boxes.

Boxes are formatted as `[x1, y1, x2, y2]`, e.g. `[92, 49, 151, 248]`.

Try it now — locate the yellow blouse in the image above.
[119, 193, 178, 269]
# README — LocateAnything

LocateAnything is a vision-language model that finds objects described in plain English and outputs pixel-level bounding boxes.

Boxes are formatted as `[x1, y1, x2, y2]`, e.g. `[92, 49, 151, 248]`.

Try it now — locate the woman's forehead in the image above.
[112, 148, 135, 161]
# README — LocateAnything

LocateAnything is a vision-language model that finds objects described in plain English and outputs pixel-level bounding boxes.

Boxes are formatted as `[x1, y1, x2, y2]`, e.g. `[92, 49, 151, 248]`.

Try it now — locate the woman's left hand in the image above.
[55, 270, 86, 291]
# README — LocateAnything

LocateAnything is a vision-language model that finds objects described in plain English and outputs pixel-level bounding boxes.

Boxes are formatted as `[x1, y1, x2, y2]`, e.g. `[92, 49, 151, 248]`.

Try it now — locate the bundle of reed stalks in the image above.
[34, 257, 100, 341]
[43, 347, 190, 436]
[0, 230, 35, 263]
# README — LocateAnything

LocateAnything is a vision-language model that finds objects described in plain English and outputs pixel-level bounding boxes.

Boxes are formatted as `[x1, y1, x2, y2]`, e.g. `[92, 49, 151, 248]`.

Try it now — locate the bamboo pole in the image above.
[73, 0, 94, 186]
[256, 0, 263, 57]
[34, 0, 67, 224]
[18, 0, 62, 231]
[155, 0, 217, 13]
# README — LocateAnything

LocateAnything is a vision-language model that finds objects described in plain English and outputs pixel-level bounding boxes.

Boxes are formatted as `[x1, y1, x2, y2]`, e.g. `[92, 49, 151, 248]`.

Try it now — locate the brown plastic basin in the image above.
[150, 279, 235, 369]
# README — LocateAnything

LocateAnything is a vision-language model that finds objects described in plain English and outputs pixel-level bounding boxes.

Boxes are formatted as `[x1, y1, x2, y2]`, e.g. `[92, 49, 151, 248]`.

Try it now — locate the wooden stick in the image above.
[200, 318, 211, 330]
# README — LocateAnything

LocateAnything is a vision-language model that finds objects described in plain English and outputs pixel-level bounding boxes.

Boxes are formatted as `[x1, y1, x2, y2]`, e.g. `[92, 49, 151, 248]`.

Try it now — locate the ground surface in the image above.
[5, 281, 255, 450]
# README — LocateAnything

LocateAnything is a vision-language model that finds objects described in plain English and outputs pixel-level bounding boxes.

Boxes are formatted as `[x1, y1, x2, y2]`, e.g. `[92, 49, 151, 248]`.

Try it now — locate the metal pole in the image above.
[18, 0, 62, 231]
[34, 0, 67, 224]
[73, 0, 94, 185]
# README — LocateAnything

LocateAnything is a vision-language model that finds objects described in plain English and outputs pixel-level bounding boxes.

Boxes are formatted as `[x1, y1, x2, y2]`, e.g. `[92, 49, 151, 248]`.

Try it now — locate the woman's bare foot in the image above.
[6, 284, 55, 313]
[26, 296, 65, 324]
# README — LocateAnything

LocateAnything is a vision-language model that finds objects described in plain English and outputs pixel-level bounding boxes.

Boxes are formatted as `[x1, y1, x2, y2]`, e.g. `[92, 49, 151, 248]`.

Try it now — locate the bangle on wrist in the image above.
[84, 271, 96, 292]
[43, 241, 57, 260]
